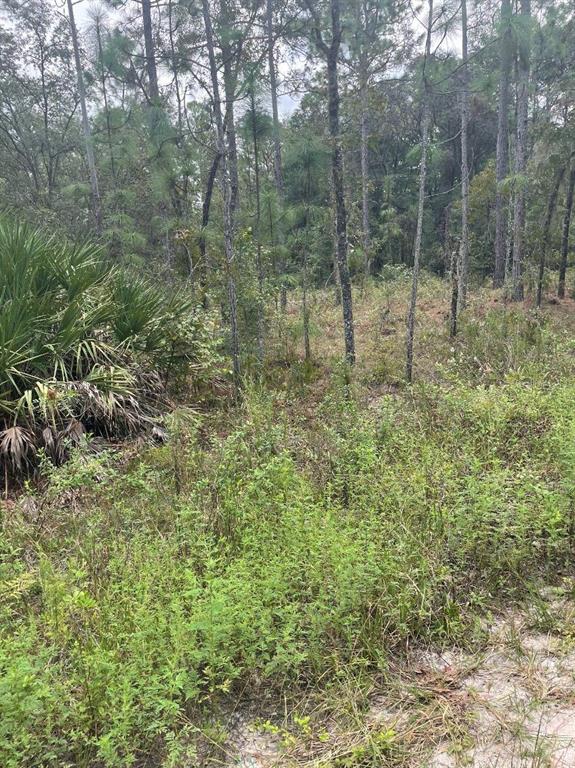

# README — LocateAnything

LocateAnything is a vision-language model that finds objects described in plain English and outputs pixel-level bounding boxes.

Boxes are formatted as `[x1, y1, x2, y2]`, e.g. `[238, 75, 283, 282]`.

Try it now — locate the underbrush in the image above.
[0, 220, 219, 490]
[2, 358, 575, 766]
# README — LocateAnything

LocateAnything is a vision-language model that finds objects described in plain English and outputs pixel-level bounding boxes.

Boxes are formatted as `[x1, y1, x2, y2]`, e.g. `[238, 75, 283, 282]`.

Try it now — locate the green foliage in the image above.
[2, 356, 575, 765]
[0, 220, 216, 484]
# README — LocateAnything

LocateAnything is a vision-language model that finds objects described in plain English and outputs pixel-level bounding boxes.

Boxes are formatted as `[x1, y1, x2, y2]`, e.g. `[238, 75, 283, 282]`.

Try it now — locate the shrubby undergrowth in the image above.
[2, 349, 575, 765]
[0, 221, 218, 488]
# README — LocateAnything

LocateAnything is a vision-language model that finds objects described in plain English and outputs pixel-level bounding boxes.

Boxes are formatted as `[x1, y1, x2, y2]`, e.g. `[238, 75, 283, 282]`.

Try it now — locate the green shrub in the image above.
[2, 375, 575, 766]
[0, 220, 217, 486]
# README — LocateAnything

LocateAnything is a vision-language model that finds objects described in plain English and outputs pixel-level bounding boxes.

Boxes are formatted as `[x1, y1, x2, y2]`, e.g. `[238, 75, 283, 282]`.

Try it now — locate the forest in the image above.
[1, 0, 575, 765]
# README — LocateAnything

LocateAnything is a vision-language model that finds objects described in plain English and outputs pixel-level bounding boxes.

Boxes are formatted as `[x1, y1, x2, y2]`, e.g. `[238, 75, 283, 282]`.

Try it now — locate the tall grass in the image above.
[2, 369, 575, 766]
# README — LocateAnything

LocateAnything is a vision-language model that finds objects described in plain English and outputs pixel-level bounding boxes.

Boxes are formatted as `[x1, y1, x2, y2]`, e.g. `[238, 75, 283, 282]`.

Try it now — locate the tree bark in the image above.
[303, 165, 313, 361]
[511, 0, 531, 302]
[220, 8, 239, 218]
[406, 0, 433, 383]
[167, 0, 183, 134]
[250, 88, 265, 367]
[536, 165, 566, 308]
[457, 0, 470, 310]
[199, 150, 221, 285]
[202, 0, 241, 387]
[66, 0, 102, 232]
[360, 61, 371, 281]
[326, 0, 355, 364]
[142, 0, 159, 103]
[558, 163, 575, 299]
[95, 17, 116, 183]
[266, 0, 287, 311]
[493, 0, 513, 288]
[450, 248, 459, 338]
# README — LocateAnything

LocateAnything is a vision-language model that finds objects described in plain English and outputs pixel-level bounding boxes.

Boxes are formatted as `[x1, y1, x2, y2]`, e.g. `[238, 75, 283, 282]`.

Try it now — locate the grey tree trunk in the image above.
[95, 17, 116, 183]
[457, 0, 470, 310]
[558, 163, 575, 299]
[536, 165, 566, 308]
[493, 0, 513, 288]
[303, 166, 313, 361]
[266, 0, 287, 311]
[220, 15, 240, 217]
[450, 248, 459, 338]
[142, 0, 159, 103]
[326, 0, 355, 364]
[250, 88, 265, 367]
[167, 0, 183, 134]
[511, 0, 531, 302]
[406, 0, 433, 383]
[360, 63, 371, 281]
[201, 0, 241, 387]
[199, 150, 221, 295]
[66, 0, 101, 233]
[267, 0, 283, 198]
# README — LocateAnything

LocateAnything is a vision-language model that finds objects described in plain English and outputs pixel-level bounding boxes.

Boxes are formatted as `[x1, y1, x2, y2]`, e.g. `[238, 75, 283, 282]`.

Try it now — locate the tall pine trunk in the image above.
[360, 61, 371, 281]
[457, 0, 470, 311]
[66, 0, 101, 232]
[266, 0, 287, 311]
[95, 18, 116, 183]
[493, 0, 513, 288]
[406, 0, 433, 383]
[511, 0, 531, 302]
[142, 0, 159, 103]
[326, 0, 355, 363]
[202, 0, 241, 387]
[199, 150, 221, 296]
[536, 165, 566, 308]
[250, 88, 265, 366]
[558, 163, 575, 299]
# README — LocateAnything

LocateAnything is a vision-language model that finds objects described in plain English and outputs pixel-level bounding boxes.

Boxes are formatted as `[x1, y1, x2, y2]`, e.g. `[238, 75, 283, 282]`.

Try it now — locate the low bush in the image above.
[1, 374, 574, 766]
[0, 220, 218, 488]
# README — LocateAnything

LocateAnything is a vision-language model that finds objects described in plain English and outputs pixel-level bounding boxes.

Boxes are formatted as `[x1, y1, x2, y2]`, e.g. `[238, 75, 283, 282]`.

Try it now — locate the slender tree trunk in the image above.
[266, 0, 287, 312]
[220, 23, 239, 216]
[558, 163, 575, 299]
[66, 0, 102, 232]
[202, 0, 240, 387]
[267, 0, 283, 196]
[511, 0, 531, 302]
[360, 62, 371, 281]
[250, 88, 265, 366]
[406, 0, 433, 383]
[167, 0, 183, 134]
[303, 166, 312, 361]
[536, 165, 566, 308]
[142, 0, 159, 103]
[458, 0, 470, 309]
[326, 0, 355, 363]
[95, 19, 116, 183]
[493, 0, 513, 288]
[199, 150, 221, 285]
[450, 248, 459, 338]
